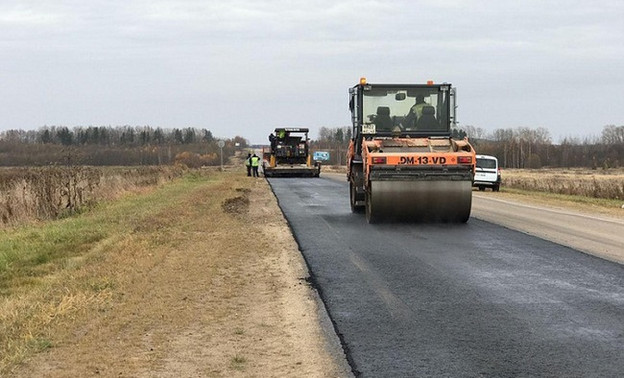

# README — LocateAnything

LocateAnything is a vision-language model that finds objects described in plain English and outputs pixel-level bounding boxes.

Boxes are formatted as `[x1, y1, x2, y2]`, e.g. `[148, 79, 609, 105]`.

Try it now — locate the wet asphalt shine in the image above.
[267, 176, 624, 377]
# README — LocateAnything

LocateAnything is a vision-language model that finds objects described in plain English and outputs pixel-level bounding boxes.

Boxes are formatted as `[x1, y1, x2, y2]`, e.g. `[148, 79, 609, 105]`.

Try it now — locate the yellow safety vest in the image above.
[412, 103, 428, 118]
[251, 156, 260, 167]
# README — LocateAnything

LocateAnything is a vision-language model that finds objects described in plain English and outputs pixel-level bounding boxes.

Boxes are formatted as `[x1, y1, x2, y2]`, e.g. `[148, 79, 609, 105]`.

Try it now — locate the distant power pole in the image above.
[217, 140, 225, 171]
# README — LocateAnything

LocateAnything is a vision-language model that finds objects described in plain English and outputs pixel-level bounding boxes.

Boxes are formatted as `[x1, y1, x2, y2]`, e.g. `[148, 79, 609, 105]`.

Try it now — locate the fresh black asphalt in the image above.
[267, 176, 624, 377]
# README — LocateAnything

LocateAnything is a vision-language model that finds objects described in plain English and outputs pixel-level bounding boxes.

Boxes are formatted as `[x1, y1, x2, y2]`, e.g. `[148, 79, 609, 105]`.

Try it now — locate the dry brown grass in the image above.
[0, 166, 186, 227]
[502, 168, 624, 200]
[0, 170, 207, 372]
[2, 169, 343, 377]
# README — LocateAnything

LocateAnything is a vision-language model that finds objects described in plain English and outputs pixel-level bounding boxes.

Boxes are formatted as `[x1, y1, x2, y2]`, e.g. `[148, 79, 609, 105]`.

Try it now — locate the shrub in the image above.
[0, 166, 185, 226]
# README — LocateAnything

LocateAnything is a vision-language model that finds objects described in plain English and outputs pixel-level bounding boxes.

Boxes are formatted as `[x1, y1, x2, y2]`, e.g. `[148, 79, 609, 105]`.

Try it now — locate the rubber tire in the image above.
[478, 186, 485, 191]
[365, 187, 378, 224]
[493, 185, 500, 192]
[350, 182, 364, 213]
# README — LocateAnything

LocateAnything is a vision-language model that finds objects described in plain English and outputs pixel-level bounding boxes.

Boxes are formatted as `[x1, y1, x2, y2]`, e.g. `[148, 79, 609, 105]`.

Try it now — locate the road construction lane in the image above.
[268, 176, 624, 377]
[472, 192, 624, 264]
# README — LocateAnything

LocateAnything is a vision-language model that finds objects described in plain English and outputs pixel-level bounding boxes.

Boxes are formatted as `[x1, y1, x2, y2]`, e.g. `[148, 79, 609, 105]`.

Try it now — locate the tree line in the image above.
[464, 124, 622, 169]
[2, 124, 622, 169]
[2, 125, 216, 146]
[0, 126, 248, 167]
[311, 125, 623, 169]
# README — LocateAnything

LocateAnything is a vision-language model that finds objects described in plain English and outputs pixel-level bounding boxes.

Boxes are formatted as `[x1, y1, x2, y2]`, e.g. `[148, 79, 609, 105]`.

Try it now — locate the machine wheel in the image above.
[493, 184, 500, 192]
[365, 187, 379, 224]
[478, 186, 485, 191]
[350, 182, 364, 213]
[454, 208, 471, 223]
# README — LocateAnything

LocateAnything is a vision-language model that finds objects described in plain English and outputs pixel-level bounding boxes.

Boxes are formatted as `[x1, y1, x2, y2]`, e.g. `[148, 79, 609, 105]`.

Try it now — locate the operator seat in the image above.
[375, 106, 393, 132]
[415, 106, 439, 130]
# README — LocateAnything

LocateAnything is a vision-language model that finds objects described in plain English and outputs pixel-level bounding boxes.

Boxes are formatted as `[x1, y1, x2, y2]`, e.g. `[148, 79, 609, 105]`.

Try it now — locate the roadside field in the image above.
[1, 169, 344, 377]
[501, 168, 624, 200]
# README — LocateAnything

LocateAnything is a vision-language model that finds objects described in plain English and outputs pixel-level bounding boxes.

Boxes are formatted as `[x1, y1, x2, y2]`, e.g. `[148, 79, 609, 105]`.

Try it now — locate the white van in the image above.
[474, 155, 501, 191]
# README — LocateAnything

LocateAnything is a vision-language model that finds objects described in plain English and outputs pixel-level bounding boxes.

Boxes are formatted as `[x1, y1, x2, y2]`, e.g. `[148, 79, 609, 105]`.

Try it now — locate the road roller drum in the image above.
[366, 179, 472, 223]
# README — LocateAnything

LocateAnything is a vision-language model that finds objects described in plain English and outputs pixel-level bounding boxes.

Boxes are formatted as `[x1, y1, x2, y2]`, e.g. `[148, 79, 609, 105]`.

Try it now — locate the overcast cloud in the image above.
[1, 0, 623, 144]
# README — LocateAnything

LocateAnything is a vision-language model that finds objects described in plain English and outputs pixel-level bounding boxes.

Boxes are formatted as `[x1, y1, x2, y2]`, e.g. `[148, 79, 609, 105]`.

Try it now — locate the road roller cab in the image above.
[347, 79, 476, 223]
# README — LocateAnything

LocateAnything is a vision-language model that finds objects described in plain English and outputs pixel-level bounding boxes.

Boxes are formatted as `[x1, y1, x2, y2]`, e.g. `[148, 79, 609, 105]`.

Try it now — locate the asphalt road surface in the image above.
[472, 193, 624, 264]
[268, 176, 624, 377]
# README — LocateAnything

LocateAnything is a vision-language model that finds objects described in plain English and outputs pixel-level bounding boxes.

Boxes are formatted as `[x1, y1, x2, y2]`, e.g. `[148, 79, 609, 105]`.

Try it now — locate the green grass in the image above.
[0, 170, 235, 374]
[234, 328, 245, 335]
[29, 338, 53, 352]
[0, 172, 215, 296]
[0, 221, 106, 294]
[230, 354, 247, 370]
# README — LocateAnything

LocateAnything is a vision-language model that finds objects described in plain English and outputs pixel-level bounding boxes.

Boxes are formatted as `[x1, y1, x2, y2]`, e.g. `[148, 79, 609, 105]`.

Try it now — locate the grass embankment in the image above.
[0, 166, 186, 226]
[0, 170, 255, 374]
[499, 168, 624, 217]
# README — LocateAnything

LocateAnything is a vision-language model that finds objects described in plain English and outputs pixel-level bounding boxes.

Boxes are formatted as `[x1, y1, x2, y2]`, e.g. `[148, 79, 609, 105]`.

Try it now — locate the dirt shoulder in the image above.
[7, 171, 350, 377]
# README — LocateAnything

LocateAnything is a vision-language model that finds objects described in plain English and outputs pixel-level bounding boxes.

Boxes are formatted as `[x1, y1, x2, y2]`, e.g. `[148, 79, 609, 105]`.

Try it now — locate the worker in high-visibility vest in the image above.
[250, 154, 260, 177]
[245, 153, 252, 176]
[402, 94, 429, 129]
[411, 94, 428, 118]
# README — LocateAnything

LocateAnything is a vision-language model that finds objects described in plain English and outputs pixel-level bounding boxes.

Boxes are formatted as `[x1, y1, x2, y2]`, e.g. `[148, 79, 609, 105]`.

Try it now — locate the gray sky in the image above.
[1, 0, 623, 144]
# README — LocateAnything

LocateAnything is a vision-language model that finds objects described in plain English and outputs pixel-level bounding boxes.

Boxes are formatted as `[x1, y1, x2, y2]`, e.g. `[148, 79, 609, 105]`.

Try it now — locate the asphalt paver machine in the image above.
[263, 127, 320, 177]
